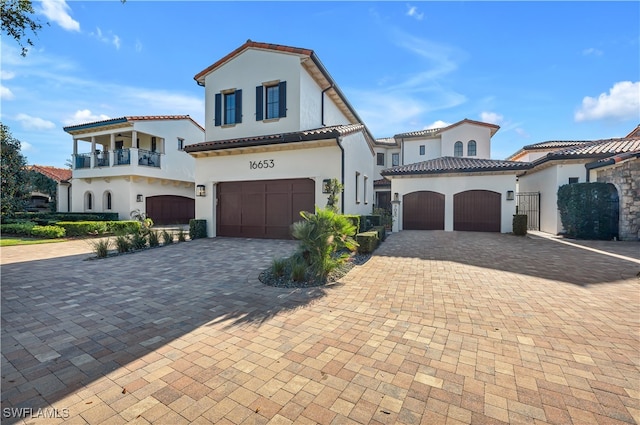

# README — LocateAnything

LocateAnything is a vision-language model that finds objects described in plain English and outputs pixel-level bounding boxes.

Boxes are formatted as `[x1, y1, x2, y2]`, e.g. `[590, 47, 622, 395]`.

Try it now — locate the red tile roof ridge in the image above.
[27, 165, 72, 182]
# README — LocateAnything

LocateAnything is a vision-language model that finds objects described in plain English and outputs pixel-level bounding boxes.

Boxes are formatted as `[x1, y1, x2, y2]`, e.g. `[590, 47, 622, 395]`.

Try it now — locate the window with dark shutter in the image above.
[266, 85, 279, 119]
[235, 89, 242, 123]
[255, 86, 263, 121]
[214, 93, 222, 126]
[278, 81, 286, 118]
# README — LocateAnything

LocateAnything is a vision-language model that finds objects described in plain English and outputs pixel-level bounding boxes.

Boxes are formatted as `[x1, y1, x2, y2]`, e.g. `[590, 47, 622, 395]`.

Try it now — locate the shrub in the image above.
[115, 235, 131, 253]
[56, 221, 108, 237]
[359, 215, 381, 232]
[342, 215, 360, 236]
[271, 258, 287, 277]
[189, 219, 207, 239]
[14, 212, 119, 222]
[373, 207, 392, 229]
[1, 222, 36, 236]
[356, 231, 379, 254]
[291, 207, 358, 279]
[557, 182, 618, 240]
[371, 225, 386, 242]
[161, 230, 174, 245]
[107, 220, 141, 235]
[130, 232, 147, 250]
[148, 230, 160, 247]
[91, 238, 111, 258]
[31, 225, 66, 238]
[130, 209, 154, 230]
[177, 228, 187, 242]
[513, 214, 528, 236]
[290, 259, 307, 282]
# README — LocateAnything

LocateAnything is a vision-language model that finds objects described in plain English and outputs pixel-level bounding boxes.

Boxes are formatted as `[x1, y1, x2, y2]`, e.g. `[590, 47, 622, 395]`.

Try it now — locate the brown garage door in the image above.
[146, 195, 195, 225]
[217, 178, 315, 239]
[403, 191, 445, 230]
[453, 190, 501, 232]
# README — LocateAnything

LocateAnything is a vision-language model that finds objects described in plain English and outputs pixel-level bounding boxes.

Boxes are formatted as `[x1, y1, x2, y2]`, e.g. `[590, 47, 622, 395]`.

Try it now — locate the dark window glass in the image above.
[468, 140, 477, 156]
[266, 85, 279, 119]
[224, 92, 236, 124]
[419, 145, 425, 155]
[377, 153, 385, 166]
[454, 141, 463, 157]
[392, 153, 399, 166]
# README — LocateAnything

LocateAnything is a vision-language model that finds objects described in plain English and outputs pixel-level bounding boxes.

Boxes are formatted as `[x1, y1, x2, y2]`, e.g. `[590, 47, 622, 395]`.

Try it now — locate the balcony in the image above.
[73, 148, 162, 175]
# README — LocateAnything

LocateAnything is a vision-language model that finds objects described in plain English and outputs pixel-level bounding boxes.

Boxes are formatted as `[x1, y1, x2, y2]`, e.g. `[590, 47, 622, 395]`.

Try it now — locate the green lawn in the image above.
[0, 237, 69, 247]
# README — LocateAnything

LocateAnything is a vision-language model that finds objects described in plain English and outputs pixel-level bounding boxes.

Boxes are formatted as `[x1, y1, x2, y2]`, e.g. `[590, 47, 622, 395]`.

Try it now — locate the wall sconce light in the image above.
[394, 192, 399, 202]
[322, 179, 331, 194]
[506, 190, 515, 201]
[136, 194, 143, 202]
[196, 185, 206, 197]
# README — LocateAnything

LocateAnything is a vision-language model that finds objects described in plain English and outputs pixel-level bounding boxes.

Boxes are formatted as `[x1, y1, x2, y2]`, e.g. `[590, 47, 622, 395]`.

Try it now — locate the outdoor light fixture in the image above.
[322, 179, 331, 193]
[136, 194, 143, 202]
[394, 192, 399, 201]
[506, 190, 515, 201]
[196, 185, 206, 197]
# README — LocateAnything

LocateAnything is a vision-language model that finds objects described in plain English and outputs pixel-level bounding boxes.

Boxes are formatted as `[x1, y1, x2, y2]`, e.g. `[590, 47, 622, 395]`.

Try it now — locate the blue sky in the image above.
[1, 1, 638, 168]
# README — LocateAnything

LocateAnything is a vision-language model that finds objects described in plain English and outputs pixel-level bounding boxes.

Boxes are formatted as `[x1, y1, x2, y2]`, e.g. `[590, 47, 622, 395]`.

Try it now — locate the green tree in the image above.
[325, 178, 343, 212]
[1, 0, 43, 57]
[26, 169, 58, 212]
[1, 123, 29, 216]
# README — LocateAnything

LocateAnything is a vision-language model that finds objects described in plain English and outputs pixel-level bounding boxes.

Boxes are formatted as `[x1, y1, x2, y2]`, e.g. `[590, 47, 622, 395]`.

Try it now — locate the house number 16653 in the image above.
[249, 160, 275, 169]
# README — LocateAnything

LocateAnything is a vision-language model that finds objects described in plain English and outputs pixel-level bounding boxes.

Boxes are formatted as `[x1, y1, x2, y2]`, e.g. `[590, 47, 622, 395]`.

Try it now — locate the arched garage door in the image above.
[403, 191, 445, 230]
[146, 195, 195, 225]
[454, 190, 501, 232]
[217, 178, 315, 239]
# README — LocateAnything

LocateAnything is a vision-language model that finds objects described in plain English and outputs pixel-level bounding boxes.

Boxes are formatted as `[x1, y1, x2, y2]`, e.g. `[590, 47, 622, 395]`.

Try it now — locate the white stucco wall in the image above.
[194, 144, 342, 237]
[389, 173, 518, 233]
[374, 147, 401, 179]
[341, 133, 375, 216]
[71, 177, 194, 221]
[402, 138, 442, 164]
[440, 124, 491, 159]
[299, 69, 350, 130]
[57, 182, 71, 212]
[518, 162, 587, 234]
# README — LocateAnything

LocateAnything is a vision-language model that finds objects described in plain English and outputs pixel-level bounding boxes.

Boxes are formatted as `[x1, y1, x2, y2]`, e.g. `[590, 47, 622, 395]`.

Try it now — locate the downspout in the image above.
[336, 137, 345, 214]
[321, 85, 333, 126]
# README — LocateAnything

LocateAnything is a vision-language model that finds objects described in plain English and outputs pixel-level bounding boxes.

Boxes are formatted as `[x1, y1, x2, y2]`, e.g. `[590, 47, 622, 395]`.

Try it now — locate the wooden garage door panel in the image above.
[217, 178, 314, 239]
[454, 190, 501, 232]
[146, 195, 195, 225]
[403, 191, 445, 230]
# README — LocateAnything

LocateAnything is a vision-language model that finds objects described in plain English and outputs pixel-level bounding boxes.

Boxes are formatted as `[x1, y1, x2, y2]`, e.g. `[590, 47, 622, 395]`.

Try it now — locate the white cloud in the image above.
[480, 111, 504, 125]
[21, 141, 34, 152]
[63, 109, 110, 126]
[425, 120, 450, 129]
[515, 128, 530, 138]
[39, 0, 80, 32]
[575, 81, 640, 122]
[90, 27, 122, 50]
[15, 113, 56, 130]
[583, 47, 603, 56]
[1, 70, 16, 80]
[406, 5, 424, 21]
[1, 85, 15, 100]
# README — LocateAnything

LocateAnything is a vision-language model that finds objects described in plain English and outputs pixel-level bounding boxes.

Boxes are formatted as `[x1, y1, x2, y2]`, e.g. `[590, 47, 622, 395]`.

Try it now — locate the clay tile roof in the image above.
[374, 178, 391, 187]
[184, 124, 367, 153]
[395, 119, 500, 139]
[194, 40, 313, 83]
[28, 165, 72, 182]
[521, 140, 593, 150]
[381, 156, 531, 176]
[374, 137, 398, 146]
[538, 137, 640, 160]
[626, 125, 640, 138]
[63, 115, 204, 132]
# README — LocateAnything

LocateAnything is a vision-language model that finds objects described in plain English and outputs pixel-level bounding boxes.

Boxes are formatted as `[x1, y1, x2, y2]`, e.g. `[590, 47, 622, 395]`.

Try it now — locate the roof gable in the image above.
[63, 115, 204, 133]
[394, 118, 500, 139]
[28, 165, 72, 182]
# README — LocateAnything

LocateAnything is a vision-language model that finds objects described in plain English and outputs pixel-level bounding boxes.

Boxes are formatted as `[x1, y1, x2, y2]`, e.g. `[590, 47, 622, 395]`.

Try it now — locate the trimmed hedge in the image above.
[56, 221, 108, 236]
[371, 225, 386, 242]
[356, 231, 379, 254]
[106, 220, 141, 234]
[557, 182, 618, 240]
[13, 212, 119, 222]
[513, 215, 528, 236]
[359, 215, 381, 233]
[1, 222, 36, 236]
[31, 225, 66, 238]
[189, 219, 207, 239]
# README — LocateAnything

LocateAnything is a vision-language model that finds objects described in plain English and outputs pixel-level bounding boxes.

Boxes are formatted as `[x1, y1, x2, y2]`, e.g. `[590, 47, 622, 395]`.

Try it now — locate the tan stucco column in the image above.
[132, 130, 138, 148]
[90, 136, 96, 168]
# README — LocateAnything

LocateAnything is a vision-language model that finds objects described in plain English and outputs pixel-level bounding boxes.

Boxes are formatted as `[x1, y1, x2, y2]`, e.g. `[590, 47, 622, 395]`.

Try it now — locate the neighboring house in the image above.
[377, 119, 528, 233]
[513, 131, 640, 239]
[26, 165, 72, 212]
[184, 40, 375, 239]
[63, 116, 204, 224]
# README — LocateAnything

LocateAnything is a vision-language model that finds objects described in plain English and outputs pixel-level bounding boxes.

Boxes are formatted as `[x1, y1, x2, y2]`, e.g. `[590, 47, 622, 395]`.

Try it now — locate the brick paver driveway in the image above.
[2, 232, 639, 424]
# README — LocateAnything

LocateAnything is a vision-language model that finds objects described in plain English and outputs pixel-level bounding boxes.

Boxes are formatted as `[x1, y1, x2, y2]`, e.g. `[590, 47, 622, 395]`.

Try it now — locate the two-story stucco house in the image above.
[376, 119, 530, 233]
[184, 41, 375, 239]
[64, 115, 204, 224]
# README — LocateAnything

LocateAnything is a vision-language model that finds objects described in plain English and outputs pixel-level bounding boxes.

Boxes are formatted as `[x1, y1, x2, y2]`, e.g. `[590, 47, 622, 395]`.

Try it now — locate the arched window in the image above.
[85, 192, 93, 211]
[454, 141, 463, 157]
[468, 140, 477, 156]
[104, 191, 112, 210]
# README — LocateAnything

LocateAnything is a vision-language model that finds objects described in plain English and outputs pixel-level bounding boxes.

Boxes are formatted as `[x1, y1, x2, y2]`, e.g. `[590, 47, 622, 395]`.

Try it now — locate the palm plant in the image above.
[291, 206, 358, 279]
